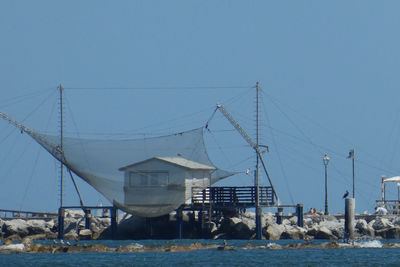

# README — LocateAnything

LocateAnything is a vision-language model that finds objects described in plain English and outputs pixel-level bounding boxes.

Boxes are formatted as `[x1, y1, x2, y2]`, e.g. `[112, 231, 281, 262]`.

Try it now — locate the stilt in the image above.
[57, 207, 65, 239]
[256, 206, 262, 238]
[110, 207, 117, 240]
[177, 207, 183, 239]
[276, 207, 283, 225]
[85, 209, 91, 229]
[296, 204, 304, 227]
[344, 198, 355, 241]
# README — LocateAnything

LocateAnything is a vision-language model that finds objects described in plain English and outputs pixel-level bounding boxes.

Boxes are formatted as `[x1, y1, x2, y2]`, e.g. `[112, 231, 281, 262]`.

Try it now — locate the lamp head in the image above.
[323, 154, 330, 166]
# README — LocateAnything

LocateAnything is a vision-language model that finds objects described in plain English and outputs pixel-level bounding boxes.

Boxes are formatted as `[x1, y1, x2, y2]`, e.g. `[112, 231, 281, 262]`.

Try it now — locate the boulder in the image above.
[303, 218, 313, 229]
[308, 226, 337, 240]
[318, 219, 344, 239]
[393, 216, 400, 226]
[385, 227, 400, 239]
[288, 216, 298, 226]
[280, 225, 306, 240]
[218, 217, 254, 239]
[45, 220, 56, 232]
[79, 229, 93, 240]
[63, 230, 78, 241]
[0, 243, 25, 252]
[2, 219, 29, 238]
[240, 216, 256, 231]
[26, 220, 48, 235]
[263, 224, 285, 240]
[355, 219, 369, 235]
[262, 213, 276, 227]
[372, 217, 393, 231]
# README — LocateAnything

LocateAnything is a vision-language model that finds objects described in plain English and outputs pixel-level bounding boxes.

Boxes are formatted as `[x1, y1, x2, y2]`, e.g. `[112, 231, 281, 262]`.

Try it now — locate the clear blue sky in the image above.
[1, 1, 400, 214]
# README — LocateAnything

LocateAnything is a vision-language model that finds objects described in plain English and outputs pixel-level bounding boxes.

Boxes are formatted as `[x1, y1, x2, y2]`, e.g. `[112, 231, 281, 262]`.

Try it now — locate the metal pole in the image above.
[255, 81, 262, 240]
[382, 176, 386, 202]
[348, 149, 355, 198]
[352, 156, 355, 198]
[59, 84, 64, 208]
[325, 163, 329, 215]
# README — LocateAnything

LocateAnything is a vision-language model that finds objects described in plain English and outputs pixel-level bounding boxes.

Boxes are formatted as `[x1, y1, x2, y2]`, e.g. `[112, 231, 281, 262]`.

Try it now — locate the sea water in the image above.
[0, 239, 398, 266]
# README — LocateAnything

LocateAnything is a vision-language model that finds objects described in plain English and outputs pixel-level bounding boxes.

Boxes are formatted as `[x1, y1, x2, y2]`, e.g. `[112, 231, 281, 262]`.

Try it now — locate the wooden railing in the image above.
[192, 186, 275, 207]
[0, 209, 58, 219]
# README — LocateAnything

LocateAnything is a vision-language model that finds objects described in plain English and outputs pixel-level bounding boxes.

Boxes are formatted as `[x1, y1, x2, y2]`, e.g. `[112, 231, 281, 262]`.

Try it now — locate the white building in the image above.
[118, 156, 215, 217]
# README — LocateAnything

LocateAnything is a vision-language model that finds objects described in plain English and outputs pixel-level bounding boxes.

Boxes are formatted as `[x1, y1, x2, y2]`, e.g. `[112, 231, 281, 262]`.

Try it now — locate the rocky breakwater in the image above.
[0, 210, 111, 241]
[217, 212, 400, 240]
[3, 210, 400, 241]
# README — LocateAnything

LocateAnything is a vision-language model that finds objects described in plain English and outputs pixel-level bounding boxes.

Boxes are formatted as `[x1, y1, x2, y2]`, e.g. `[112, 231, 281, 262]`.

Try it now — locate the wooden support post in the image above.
[345, 198, 355, 241]
[276, 207, 283, 225]
[57, 207, 65, 239]
[256, 206, 262, 238]
[177, 207, 183, 239]
[296, 204, 304, 227]
[85, 209, 92, 229]
[110, 207, 117, 240]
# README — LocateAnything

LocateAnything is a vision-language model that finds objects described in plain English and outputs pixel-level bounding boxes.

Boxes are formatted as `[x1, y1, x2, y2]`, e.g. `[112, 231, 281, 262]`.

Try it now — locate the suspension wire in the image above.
[206, 129, 233, 168]
[262, 92, 400, 210]
[205, 107, 218, 130]
[260, 91, 295, 204]
[263, 91, 393, 174]
[19, 148, 41, 211]
[1, 139, 33, 187]
[124, 86, 254, 136]
[267, 96, 324, 155]
[18, 90, 58, 210]
[64, 85, 252, 90]
[20, 90, 57, 124]
[0, 87, 54, 108]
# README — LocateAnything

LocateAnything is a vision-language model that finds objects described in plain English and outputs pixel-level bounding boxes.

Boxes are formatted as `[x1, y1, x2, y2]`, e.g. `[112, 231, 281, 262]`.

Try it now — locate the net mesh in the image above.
[32, 127, 233, 217]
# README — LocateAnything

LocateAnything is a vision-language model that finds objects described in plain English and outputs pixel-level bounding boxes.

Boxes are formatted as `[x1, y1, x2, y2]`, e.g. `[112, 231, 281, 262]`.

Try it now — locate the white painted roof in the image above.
[383, 176, 400, 183]
[156, 157, 216, 170]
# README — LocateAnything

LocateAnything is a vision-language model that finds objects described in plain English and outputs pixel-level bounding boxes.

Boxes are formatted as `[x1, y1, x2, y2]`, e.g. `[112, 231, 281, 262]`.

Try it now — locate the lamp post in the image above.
[323, 154, 330, 215]
[348, 149, 355, 198]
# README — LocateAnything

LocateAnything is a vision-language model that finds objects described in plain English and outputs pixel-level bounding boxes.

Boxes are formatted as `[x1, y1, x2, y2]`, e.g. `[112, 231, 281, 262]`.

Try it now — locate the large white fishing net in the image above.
[31, 127, 234, 217]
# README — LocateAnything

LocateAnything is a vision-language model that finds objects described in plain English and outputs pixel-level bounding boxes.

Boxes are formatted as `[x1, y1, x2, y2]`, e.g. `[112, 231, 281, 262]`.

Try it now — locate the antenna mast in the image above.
[255, 82, 261, 239]
[58, 84, 64, 209]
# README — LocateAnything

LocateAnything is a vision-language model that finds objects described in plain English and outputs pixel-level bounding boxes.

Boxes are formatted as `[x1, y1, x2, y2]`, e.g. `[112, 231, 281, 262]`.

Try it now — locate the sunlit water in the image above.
[0, 239, 399, 266]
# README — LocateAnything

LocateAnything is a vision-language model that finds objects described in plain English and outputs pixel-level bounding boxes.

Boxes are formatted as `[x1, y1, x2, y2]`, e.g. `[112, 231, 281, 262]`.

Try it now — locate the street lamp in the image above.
[347, 149, 355, 198]
[323, 154, 330, 215]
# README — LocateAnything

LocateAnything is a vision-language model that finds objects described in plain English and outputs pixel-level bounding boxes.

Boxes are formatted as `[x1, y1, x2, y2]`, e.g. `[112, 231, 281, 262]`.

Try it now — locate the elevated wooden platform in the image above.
[191, 186, 275, 209]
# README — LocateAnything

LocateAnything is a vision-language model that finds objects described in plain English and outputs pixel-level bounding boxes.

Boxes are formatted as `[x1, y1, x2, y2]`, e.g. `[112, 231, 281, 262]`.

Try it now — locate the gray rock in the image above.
[26, 220, 48, 235]
[263, 224, 285, 240]
[289, 216, 298, 226]
[3, 219, 29, 238]
[280, 225, 306, 239]
[372, 217, 393, 231]
[79, 229, 93, 240]
[314, 226, 337, 240]
[0, 243, 25, 252]
[355, 219, 369, 235]
[218, 217, 254, 239]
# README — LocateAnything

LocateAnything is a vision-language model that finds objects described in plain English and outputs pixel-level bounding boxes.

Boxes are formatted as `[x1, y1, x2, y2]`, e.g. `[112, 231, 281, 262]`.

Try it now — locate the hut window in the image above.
[129, 171, 168, 187]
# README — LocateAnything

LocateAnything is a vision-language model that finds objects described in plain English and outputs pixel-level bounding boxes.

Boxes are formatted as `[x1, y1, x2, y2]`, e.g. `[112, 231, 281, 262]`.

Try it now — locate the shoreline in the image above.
[1, 210, 399, 242]
[0, 239, 398, 254]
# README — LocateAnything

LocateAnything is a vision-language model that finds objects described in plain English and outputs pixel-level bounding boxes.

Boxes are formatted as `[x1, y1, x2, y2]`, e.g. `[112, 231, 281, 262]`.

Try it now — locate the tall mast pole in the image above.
[59, 84, 64, 209]
[255, 82, 261, 239]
